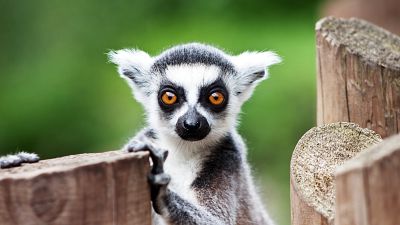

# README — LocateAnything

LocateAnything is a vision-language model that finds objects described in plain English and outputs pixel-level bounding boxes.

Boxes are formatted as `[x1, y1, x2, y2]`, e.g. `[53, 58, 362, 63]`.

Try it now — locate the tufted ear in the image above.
[230, 51, 281, 102]
[108, 49, 156, 103]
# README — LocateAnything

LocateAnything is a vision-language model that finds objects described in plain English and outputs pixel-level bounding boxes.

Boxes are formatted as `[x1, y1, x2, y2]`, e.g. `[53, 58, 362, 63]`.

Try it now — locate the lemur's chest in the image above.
[163, 150, 205, 203]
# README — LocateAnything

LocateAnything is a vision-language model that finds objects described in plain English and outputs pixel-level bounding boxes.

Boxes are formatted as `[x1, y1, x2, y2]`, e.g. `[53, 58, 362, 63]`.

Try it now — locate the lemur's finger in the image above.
[146, 146, 168, 175]
[0, 155, 22, 169]
[126, 140, 147, 152]
[125, 140, 168, 174]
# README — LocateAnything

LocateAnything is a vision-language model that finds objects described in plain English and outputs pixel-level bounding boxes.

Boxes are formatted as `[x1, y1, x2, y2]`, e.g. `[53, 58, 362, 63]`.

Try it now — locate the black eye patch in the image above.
[199, 78, 229, 113]
[157, 81, 186, 116]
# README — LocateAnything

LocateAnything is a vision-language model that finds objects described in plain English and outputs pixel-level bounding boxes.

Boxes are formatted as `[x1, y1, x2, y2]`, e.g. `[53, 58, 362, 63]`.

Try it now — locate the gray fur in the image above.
[151, 43, 236, 74]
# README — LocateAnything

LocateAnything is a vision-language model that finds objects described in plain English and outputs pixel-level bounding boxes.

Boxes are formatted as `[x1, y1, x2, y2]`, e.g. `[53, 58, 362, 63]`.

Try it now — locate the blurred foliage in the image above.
[0, 0, 323, 224]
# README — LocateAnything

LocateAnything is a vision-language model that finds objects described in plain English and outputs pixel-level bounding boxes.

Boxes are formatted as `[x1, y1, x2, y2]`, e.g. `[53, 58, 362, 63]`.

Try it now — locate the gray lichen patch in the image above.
[291, 122, 382, 221]
[316, 17, 400, 71]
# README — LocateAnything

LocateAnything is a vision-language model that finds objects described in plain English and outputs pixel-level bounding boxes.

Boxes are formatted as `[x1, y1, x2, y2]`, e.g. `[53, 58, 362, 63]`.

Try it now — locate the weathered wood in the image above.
[316, 17, 400, 138]
[0, 151, 151, 225]
[335, 133, 400, 225]
[290, 122, 381, 225]
[322, 0, 400, 35]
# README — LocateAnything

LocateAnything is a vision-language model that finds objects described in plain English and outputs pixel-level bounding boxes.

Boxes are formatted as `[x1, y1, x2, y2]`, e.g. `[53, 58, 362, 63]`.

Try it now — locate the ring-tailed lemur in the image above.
[0, 43, 280, 225]
[109, 43, 281, 225]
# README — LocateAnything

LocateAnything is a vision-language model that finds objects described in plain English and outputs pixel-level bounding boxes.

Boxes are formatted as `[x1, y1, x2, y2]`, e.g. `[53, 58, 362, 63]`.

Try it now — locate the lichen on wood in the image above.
[316, 17, 400, 70]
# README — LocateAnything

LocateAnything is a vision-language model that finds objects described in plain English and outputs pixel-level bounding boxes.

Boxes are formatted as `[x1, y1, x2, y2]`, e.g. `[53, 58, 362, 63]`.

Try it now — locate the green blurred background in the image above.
[0, 0, 323, 224]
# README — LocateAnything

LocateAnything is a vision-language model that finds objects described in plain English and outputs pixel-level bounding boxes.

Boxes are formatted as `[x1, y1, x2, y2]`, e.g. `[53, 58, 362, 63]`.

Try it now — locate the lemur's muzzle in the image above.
[175, 108, 210, 141]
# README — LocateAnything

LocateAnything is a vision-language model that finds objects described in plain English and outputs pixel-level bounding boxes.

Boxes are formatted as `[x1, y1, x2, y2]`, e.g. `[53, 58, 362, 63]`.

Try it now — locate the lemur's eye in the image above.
[161, 91, 177, 105]
[209, 92, 225, 105]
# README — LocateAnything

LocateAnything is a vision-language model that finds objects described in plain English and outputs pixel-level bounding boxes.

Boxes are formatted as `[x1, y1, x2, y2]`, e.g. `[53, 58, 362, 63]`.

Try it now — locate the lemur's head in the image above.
[109, 43, 280, 144]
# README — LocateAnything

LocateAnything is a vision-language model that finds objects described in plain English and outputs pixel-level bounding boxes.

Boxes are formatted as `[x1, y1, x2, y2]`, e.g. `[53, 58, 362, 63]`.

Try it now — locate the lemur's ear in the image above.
[108, 49, 155, 102]
[230, 51, 281, 102]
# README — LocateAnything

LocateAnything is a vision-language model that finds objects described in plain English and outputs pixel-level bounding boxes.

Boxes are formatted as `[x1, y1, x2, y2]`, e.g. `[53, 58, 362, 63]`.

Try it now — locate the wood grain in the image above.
[290, 122, 381, 225]
[316, 17, 400, 138]
[290, 176, 330, 225]
[335, 133, 400, 225]
[0, 151, 151, 225]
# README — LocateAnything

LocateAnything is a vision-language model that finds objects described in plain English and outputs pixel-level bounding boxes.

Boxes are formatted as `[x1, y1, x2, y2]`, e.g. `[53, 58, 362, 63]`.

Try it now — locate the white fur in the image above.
[229, 51, 281, 103]
[108, 49, 158, 105]
[108, 49, 153, 77]
[230, 51, 281, 78]
[165, 65, 220, 105]
[162, 138, 207, 204]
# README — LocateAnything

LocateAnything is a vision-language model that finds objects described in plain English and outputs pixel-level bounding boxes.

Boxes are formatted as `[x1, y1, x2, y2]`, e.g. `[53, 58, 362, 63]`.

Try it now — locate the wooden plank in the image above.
[290, 122, 381, 225]
[0, 151, 151, 225]
[316, 17, 400, 138]
[335, 134, 400, 225]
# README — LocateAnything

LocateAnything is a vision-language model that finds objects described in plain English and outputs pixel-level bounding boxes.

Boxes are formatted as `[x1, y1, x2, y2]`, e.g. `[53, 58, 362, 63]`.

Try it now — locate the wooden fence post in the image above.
[335, 133, 400, 225]
[0, 151, 151, 225]
[290, 122, 381, 225]
[316, 17, 400, 138]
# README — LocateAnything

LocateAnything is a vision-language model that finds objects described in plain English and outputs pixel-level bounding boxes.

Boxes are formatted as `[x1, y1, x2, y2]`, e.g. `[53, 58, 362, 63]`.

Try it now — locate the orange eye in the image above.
[161, 91, 177, 105]
[209, 92, 224, 105]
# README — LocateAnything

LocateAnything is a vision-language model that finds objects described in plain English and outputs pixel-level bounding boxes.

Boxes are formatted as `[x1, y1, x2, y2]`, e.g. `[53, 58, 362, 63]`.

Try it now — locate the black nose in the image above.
[183, 119, 201, 131]
[175, 108, 211, 141]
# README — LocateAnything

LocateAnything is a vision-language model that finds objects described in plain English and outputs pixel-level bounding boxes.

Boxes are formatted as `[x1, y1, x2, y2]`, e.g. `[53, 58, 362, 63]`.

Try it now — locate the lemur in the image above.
[0, 43, 280, 225]
[108, 43, 281, 225]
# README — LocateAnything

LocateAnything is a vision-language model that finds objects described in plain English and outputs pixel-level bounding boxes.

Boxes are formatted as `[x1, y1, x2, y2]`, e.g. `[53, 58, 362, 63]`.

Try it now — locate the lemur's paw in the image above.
[126, 141, 168, 173]
[0, 152, 39, 169]
[124, 139, 168, 165]
[124, 139, 170, 212]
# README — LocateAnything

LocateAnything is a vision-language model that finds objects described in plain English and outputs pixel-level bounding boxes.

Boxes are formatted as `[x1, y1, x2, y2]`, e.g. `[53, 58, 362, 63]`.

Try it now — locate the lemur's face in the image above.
[156, 65, 230, 141]
[109, 43, 280, 143]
